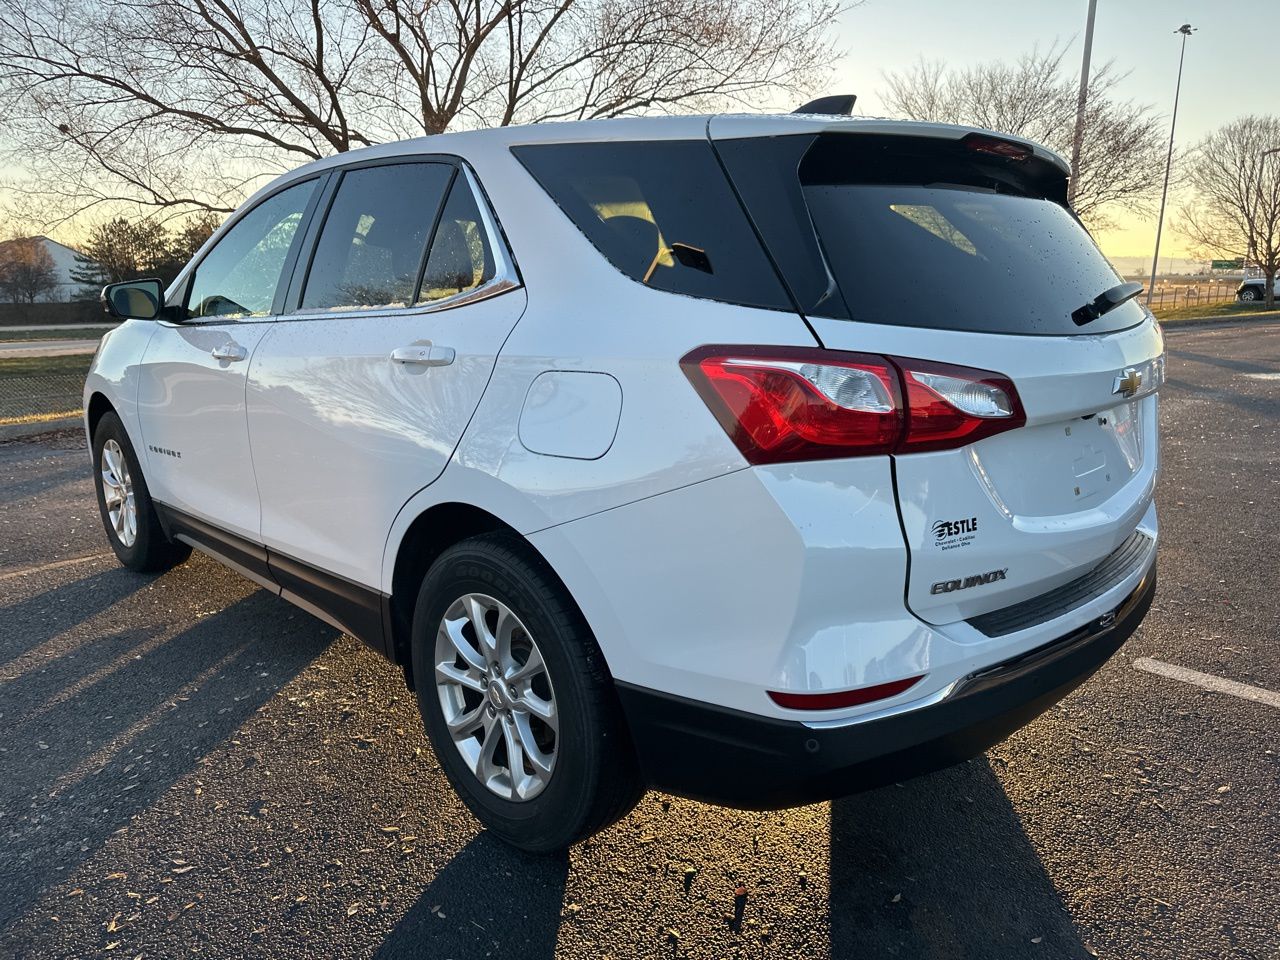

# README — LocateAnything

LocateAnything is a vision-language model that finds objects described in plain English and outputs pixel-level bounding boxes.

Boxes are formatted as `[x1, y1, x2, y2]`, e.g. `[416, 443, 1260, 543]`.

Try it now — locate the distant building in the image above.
[0, 235, 100, 302]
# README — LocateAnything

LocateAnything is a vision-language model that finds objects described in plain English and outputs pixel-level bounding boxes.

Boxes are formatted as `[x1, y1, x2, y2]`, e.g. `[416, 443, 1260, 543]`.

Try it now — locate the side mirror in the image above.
[102, 278, 164, 320]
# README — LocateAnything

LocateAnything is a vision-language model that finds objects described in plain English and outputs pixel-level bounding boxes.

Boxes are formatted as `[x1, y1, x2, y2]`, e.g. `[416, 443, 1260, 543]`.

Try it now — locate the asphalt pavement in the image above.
[0, 320, 1277, 960]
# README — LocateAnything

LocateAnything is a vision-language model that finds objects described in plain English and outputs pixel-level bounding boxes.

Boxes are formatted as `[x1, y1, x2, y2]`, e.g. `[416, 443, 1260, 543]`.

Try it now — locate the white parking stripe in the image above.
[1243, 372, 1280, 380]
[0, 553, 113, 583]
[1134, 657, 1280, 710]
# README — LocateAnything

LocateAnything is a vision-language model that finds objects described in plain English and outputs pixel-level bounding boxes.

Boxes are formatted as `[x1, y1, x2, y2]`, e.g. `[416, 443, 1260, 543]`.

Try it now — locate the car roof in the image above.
[272, 112, 1069, 186]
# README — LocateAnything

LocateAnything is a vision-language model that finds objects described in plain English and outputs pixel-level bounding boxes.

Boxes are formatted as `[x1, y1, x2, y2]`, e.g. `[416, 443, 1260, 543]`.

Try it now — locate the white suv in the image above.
[86, 113, 1162, 852]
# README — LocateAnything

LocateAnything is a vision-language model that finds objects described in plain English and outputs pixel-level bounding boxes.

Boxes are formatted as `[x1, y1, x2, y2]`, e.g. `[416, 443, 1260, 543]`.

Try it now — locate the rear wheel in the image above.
[92, 411, 191, 572]
[410, 533, 643, 852]
[1240, 287, 1262, 302]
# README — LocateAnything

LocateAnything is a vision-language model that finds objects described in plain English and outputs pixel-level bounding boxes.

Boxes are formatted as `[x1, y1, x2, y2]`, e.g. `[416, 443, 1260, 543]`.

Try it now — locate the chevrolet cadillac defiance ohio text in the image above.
[85, 109, 1162, 852]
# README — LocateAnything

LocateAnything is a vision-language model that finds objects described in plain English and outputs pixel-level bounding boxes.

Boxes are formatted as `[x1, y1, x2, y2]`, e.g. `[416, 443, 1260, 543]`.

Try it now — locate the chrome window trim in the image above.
[280, 160, 522, 323]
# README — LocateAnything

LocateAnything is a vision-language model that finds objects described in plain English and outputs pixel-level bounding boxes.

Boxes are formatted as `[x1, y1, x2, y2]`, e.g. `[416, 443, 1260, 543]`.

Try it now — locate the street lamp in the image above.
[1068, 0, 1099, 204]
[1146, 23, 1195, 308]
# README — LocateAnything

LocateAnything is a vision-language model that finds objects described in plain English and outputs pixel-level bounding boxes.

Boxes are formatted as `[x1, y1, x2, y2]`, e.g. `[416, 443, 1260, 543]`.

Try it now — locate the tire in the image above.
[92, 411, 191, 573]
[1240, 287, 1261, 302]
[410, 533, 643, 852]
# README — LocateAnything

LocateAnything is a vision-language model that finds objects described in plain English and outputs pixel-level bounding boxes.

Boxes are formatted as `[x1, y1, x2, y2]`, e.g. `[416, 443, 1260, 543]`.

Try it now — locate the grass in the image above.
[0, 352, 94, 379]
[0, 325, 114, 342]
[1152, 300, 1280, 323]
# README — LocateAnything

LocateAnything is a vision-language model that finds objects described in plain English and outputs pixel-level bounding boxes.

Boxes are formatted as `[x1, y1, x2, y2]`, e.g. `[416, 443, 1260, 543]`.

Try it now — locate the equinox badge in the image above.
[931, 568, 1008, 595]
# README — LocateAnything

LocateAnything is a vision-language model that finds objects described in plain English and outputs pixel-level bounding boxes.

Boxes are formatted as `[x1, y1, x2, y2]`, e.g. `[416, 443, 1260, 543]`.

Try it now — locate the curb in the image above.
[0, 416, 83, 442]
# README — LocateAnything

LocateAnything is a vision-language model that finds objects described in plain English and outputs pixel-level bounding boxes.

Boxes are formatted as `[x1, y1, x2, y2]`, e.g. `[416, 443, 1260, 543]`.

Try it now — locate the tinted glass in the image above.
[418, 175, 495, 303]
[301, 163, 452, 311]
[793, 134, 1139, 335]
[187, 180, 316, 319]
[512, 141, 791, 310]
[806, 185, 1141, 335]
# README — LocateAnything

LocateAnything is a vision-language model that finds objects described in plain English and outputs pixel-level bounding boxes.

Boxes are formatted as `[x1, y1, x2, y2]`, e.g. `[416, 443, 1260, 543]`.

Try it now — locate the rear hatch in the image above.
[712, 119, 1163, 624]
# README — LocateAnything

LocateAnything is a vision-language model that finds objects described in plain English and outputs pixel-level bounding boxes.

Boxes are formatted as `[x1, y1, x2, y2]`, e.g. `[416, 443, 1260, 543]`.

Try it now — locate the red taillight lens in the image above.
[894, 357, 1026, 453]
[682, 346, 1025, 464]
[768, 675, 924, 710]
[680, 346, 902, 464]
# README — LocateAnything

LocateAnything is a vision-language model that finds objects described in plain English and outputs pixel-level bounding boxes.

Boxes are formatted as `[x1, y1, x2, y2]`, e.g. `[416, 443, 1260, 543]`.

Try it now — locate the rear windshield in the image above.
[806, 183, 1142, 335]
[511, 140, 792, 311]
[718, 132, 1145, 336]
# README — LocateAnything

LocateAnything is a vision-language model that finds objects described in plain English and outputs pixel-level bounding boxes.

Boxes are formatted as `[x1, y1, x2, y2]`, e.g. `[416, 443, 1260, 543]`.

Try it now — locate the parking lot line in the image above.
[1134, 657, 1280, 710]
[0, 553, 112, 583]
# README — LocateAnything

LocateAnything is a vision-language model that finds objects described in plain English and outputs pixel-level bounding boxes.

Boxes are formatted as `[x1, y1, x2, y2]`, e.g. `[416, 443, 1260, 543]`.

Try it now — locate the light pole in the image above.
[1068, 0, 1099, 204]
[1147, 23, 1195, 307]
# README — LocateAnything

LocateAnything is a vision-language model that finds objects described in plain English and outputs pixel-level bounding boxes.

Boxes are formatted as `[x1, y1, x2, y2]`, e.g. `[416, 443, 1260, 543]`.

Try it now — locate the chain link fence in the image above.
[0, 370, 85, 426]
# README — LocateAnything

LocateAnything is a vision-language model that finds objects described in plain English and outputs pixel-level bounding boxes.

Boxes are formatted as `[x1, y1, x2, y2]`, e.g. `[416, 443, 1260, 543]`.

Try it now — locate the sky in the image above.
[813, 0, 1275, 263]
[3, 0, 1270, 268]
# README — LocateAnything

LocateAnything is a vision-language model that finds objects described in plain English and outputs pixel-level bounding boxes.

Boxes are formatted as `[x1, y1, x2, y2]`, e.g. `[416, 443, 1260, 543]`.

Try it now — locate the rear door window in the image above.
[300, 162, 453, 311]
[418, 174, 495, 303]
[512, 140, 791, 311]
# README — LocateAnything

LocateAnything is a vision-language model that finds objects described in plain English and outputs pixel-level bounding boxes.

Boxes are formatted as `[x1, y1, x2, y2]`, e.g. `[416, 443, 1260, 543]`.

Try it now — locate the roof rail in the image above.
[793, 94, 856, 116]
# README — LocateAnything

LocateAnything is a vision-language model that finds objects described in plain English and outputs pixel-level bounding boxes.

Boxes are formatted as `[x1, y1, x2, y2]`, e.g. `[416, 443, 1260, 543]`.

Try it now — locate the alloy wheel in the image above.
[434, 593, 558, 801]
[100, 439, 137, 548]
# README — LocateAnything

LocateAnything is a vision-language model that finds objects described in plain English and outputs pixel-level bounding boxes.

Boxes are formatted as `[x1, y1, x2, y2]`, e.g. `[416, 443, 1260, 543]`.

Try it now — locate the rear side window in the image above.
[512, 141, 791, 311]
[301, 162, 453, 311]
[187, 179, 316, 320]
[418, 175, 495, 303]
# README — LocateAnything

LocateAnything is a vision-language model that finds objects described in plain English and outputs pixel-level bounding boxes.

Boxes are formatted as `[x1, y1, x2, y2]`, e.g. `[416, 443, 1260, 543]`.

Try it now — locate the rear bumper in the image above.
[616, 565, 1155, 810]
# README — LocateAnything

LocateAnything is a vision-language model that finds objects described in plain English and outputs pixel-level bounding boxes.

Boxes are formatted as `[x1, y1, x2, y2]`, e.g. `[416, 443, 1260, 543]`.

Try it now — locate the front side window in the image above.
[512, 141, 791, 311]
[301, 162, 453, 311]
[186, 179, 316, 320]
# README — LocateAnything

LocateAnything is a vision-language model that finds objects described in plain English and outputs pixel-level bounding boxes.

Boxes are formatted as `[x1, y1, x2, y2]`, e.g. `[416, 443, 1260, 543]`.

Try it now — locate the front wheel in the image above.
[92, 411, 191, 572]
[410, 534, 643, 852]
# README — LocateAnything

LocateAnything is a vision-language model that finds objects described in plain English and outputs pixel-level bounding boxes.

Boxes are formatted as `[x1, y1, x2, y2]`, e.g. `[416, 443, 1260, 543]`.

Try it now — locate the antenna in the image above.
[793, 95, 857, 116]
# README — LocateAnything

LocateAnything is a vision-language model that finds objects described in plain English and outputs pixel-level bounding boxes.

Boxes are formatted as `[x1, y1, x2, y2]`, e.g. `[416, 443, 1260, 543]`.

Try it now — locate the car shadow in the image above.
[0, 566, 144, 670]
[829, 758, 1091, 959]
[0, 585, 337, 934]
[374, 833, 569, 960]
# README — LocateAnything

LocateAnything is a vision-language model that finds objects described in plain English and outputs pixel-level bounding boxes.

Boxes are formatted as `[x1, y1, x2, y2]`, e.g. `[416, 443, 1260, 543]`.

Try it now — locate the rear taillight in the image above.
[681, 346, 1025, 464]
[893, 358, 1026, 453]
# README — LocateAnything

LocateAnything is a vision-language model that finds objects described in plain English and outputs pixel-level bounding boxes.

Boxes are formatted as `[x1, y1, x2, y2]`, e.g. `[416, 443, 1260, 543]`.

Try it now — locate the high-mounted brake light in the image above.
[960, 132, 1033, 161]
[681, 346, 1025, 464]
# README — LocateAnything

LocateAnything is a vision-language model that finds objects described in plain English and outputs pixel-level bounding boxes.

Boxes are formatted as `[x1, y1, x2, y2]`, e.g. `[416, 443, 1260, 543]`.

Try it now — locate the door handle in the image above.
[211, 343, 248, 362]
[390, 344, 455, 367]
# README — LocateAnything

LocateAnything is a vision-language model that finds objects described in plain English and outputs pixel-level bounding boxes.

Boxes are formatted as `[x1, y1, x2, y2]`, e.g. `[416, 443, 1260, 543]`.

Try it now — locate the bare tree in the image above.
[880, 45, 1166, 229]
[0, 236, 59, 303]
[1178, 116, 1280, 308]
[0, 0, 844, 224]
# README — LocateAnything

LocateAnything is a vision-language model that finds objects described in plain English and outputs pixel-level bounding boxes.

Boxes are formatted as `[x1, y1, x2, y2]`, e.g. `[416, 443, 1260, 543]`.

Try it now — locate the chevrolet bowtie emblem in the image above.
[1113, 367, 1143, 398]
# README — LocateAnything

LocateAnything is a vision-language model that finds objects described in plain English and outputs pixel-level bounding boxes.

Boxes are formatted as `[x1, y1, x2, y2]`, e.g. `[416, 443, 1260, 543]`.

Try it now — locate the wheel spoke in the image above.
[435, 660, 485, 694]
[440, 615, 485, 672]
[474, 713, 502, 786]
[499, 714, 526, 794]
[517, 690, 557, 732]
[446, 702, 487, 738]
[513, 713, 554, 777]
[507, 644, 545, 684]
[465, 595, 498, 660]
